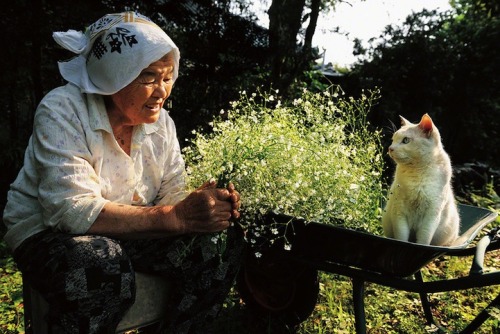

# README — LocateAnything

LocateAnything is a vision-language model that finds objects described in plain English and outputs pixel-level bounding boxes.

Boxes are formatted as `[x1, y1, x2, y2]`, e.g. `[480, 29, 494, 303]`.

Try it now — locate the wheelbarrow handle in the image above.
[469, 226, 500, 275]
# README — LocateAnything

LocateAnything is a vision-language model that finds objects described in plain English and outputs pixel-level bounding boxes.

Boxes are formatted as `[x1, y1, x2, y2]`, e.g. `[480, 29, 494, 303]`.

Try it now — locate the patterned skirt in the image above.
[14, 226, 245, 334]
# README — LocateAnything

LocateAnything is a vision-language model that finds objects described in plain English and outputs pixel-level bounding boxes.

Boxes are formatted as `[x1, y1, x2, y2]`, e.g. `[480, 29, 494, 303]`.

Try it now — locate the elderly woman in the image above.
[3, 12, 244, 333]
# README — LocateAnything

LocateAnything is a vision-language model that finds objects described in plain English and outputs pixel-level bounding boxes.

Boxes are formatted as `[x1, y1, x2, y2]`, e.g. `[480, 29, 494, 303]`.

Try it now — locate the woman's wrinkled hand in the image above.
[227, 182, 241, 220]
[173, 180, 241, 234]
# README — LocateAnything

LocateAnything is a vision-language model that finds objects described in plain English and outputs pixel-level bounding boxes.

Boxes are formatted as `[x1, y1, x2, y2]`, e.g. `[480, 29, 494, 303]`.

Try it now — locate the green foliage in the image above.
[183, 87, 385, 254]
[346, 4, 500, 167]
[0, 241, 24, 333]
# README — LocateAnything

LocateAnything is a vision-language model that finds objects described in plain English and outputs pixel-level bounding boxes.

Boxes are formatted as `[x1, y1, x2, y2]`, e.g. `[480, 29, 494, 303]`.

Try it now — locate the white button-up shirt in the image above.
[3, 83, 187, 250]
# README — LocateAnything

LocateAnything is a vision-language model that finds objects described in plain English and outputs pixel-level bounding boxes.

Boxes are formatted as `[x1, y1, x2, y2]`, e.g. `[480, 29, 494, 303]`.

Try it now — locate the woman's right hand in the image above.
[173, 180, 236, 234]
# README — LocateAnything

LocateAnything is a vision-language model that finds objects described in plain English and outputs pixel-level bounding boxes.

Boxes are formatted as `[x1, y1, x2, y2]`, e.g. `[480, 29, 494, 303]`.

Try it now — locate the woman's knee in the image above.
[63, 235, 135, 301]
[18, 233, 136, 332]
[65, 235, 129, 269]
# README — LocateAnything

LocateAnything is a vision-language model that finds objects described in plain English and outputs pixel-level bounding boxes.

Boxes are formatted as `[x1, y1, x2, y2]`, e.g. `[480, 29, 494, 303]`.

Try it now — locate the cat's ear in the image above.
[418, 114, 434, 138]
[399, 115, 411, 127]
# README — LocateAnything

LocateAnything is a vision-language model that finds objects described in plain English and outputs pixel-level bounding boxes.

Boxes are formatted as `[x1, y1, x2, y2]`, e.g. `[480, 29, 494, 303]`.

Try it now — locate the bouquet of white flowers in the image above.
[183, 86, 385, 257]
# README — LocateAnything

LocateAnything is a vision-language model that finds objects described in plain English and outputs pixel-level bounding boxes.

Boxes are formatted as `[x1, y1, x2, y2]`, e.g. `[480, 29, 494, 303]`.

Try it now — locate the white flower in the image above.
[183, 87, 385, 252]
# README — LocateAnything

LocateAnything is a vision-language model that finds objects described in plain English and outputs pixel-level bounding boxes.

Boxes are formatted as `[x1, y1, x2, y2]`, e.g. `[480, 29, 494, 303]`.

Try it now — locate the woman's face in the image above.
[106, 53, 175, 127]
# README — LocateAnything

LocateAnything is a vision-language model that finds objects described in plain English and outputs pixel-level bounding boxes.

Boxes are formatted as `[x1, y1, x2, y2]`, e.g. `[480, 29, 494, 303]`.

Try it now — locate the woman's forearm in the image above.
[88, 201, 184, 239]
[87, 182, 238, 239]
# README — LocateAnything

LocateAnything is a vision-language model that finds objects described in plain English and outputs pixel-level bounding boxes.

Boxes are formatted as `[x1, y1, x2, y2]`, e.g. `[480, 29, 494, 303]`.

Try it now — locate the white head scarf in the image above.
[53, 12, 180, 95]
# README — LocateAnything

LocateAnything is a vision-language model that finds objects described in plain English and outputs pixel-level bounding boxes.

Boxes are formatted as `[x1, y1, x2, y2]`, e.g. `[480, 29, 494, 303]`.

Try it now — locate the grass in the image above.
[1, 196, 499, 333]
[209, 244, 500, 334]
[0, 240, 24, 333]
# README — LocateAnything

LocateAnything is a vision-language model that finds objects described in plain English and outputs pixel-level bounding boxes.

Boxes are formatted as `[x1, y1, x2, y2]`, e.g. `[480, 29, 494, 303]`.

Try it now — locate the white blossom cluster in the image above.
[183, 86, 385, 255]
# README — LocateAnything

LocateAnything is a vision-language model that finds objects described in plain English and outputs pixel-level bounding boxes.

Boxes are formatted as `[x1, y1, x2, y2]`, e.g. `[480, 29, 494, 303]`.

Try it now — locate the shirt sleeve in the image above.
[154, 113, 188, 206]
[33, 88, 109, 234]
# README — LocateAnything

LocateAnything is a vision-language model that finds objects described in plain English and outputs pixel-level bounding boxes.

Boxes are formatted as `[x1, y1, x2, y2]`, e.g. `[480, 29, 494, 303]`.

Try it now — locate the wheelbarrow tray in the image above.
[289, 204, 498, 277]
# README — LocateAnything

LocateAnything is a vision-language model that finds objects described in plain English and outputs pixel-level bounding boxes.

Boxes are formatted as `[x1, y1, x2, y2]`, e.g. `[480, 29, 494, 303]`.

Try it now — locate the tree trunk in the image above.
[304, 0, 321, 51]
[267, 0, 324, 95]
[268, 0, 306, 93]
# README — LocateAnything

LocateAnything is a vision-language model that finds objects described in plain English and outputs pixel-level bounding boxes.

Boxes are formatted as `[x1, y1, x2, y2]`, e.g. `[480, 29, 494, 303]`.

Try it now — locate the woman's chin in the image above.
[142, 107, 161, 121]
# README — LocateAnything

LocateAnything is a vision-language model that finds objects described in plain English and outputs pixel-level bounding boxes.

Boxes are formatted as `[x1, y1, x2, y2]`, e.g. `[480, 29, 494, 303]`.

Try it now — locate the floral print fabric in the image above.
[3, 83, 187, 250]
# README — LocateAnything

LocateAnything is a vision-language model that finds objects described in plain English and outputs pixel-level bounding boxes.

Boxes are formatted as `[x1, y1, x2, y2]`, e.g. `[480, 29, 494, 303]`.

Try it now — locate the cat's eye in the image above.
[402, 137, 411, 144]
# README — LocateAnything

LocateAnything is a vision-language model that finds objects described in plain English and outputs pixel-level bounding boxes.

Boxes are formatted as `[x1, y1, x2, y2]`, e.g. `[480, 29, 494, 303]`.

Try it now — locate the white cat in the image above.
[382, 114, 460, 246]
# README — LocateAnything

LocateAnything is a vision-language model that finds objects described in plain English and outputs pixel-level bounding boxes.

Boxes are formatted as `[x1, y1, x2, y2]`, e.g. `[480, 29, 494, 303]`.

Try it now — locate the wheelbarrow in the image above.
[237, 203, 500, 333]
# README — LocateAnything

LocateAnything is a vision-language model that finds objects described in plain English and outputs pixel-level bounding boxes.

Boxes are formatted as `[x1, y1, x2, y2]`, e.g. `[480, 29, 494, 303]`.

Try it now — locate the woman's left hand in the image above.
[226, 182, 241, 220]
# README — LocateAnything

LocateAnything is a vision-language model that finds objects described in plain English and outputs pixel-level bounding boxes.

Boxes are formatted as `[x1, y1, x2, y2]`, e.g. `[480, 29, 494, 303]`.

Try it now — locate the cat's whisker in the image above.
[386, 120, 398, 133]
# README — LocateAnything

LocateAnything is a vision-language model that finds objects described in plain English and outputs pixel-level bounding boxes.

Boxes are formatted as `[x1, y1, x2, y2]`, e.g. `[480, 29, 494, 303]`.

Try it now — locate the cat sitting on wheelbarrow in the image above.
[382, 114, 460, 246]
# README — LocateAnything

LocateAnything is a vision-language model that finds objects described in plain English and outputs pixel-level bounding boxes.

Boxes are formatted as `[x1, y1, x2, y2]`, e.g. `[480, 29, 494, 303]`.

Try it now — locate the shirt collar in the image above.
[87, 93, 112, 133]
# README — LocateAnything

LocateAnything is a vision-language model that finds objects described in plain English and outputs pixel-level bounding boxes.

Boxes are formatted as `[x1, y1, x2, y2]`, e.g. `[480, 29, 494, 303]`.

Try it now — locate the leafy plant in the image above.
[0, 249, 24, 333]
[183, 86, 385, 255]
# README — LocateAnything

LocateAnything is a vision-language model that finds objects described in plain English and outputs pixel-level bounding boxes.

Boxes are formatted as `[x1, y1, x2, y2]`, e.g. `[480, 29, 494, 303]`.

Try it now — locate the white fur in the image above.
[382, 115, 460, 246]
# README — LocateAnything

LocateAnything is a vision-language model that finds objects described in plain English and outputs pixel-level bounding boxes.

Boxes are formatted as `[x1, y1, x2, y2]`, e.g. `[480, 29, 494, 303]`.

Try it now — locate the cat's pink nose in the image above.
[388, 147, 394, 153]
